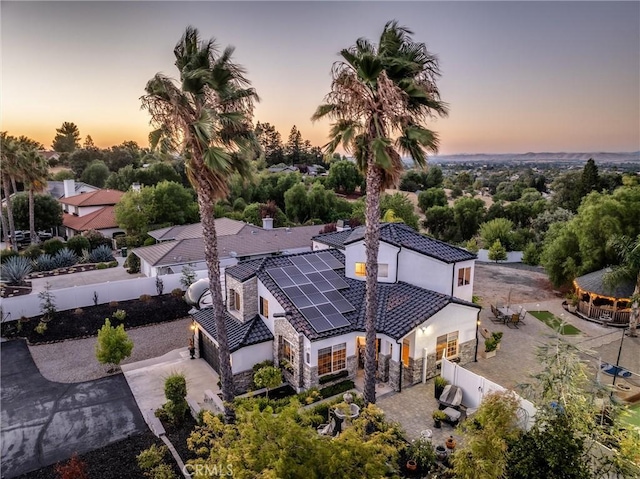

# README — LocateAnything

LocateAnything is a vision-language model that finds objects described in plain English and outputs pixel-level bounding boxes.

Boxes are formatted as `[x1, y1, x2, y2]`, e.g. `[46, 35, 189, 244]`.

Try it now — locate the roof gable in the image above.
[193, 310, 273, 352]
[59, 189, 123, 207]
[63, 206, 119, 231]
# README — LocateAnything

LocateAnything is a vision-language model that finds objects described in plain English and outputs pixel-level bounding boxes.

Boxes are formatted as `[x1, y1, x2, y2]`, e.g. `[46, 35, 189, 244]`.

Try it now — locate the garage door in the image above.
[199, 331, 220, 373]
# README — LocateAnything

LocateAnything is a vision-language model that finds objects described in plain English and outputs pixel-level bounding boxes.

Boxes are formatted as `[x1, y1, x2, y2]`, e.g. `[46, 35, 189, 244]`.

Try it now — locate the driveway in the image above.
[0, 340, 147, 478]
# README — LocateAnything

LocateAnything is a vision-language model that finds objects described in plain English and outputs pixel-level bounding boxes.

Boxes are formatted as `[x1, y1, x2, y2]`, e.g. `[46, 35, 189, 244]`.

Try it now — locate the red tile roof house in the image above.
[57, 180, 125, 240]
[186, 223, 480, 395]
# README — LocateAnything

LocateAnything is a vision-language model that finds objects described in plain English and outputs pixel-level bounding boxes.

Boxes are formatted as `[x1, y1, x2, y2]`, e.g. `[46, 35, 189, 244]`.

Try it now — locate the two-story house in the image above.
[188, 223, 480, 394]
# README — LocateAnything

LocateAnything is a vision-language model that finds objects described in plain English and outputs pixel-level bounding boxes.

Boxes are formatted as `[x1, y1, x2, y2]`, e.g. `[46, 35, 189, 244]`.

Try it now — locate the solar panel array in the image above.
[267, 253, 354, 333]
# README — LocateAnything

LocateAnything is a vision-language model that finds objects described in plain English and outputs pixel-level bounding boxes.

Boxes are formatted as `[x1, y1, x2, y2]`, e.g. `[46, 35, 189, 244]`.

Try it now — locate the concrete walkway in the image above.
[122, 348, 222, 430]
[0, 340, 147, 478]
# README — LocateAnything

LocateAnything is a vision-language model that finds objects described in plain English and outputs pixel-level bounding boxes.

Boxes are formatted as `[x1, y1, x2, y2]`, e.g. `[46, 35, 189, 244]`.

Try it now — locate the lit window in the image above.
[259, 296, 269, 317]
[457, 267, 471, 286]
[318, 343, 346, 376]
[355, 262, 366, 277]
[402, 338, 410, 367]
[279, 336, 294, 363]
[230, 289, 241, 311]
[436, 332, 459, 361]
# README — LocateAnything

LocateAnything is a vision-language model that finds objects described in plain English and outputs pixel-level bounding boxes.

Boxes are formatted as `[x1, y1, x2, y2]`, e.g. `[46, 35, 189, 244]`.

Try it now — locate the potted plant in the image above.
[566, 292, 579, 313]
[434, 375, 448, 399]
[445, 435, 457, 450]
[481, 337, 498, 359]
[405, 437, 436, 474]
[433, 410, 447, 428]
[491, 331, 503, 351]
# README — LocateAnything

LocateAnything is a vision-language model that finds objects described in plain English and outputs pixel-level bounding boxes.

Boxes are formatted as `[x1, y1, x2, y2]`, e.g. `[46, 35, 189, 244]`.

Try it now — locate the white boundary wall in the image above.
[441, 358, 536, 430]
[1, 270, 213, 320]
[476, 249, 523, 263]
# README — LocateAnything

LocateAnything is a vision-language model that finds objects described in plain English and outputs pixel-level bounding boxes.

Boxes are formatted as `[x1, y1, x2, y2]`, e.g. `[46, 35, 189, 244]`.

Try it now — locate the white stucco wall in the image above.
[397, 249, 454, 295]
[312, 241, 331, 251]
[256, 280, 281, 335]
[308, 332, 359, 368]
[76, 205, 105, 216]
[231, 342, 272, 374]
[344, 240, 399, 283]
[451, 259, 475, 302]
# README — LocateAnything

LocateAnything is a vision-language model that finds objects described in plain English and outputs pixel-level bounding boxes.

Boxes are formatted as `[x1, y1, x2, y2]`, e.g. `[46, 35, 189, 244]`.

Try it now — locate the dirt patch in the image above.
[473, 262, 557, 307]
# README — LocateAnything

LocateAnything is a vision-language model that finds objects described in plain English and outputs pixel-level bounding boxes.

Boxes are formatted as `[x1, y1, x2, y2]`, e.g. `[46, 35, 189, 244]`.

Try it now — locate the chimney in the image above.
[336, 219, 351, 232]
[262, 216, 274, 230]
[63, 179, 76, 198]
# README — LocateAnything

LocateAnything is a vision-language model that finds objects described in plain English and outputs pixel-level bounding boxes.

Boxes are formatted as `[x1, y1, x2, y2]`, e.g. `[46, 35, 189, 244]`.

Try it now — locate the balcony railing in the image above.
[577, 301, 630, 325]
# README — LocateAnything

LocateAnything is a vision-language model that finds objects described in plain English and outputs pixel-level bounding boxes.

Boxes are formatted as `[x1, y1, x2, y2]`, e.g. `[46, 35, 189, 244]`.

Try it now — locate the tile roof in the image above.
[147, 218, 246, 242]
[58, 189, 123, 207]
[311, 229, 354, 250]
[248, 249, 480, 341]
[341, 223, 476, 263]
[226, 258, 266, 282]
[134, 223, 324, 267]
[47, 181, 98, 199]
[63, 207, 120, 231]
[192, 310, 273, 352]
[574, 268, 635, 299]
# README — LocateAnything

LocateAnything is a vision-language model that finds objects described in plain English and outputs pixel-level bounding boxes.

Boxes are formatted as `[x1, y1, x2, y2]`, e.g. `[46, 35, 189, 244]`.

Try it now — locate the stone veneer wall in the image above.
[378, 353, 390, 382]
[274, 318, 304, 391]
[233, 370, 254, 395]
[389, 359, 401, 391]
[226, 276, 258, 323]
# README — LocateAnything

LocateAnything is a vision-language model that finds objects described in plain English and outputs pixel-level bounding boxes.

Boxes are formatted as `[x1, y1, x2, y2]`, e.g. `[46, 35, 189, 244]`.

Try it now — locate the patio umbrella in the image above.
[507, 288, 512, 309]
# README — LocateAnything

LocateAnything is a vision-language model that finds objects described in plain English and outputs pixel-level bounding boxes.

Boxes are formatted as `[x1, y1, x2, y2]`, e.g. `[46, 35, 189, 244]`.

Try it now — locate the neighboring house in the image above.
[188, 223, 480, 394]
[47, 180, 99, 200]
[57, 180, 124, 239]
[132, 219, 323, 279]
[267, 165, 299, 174]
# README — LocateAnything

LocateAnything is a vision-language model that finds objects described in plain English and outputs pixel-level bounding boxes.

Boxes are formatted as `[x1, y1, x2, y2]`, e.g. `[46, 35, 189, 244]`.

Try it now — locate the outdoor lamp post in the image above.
[189, 322, 196, 359]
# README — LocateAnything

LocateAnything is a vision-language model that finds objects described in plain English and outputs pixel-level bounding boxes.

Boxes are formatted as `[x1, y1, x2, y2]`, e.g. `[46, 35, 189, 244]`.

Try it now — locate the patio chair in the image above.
[507, 313, 520, 328]
[490, 305, 505, 323]
[518, 309, 527, 325]
[438, 384, 463, 410]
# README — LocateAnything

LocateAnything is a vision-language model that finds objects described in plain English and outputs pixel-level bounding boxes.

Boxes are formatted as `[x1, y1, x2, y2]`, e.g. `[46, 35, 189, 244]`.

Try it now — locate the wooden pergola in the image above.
[573, 268, 634, 326]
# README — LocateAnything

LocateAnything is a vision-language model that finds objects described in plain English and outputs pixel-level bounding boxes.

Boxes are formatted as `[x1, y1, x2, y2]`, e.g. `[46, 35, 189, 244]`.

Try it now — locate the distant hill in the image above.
[426, 151, 639, 164]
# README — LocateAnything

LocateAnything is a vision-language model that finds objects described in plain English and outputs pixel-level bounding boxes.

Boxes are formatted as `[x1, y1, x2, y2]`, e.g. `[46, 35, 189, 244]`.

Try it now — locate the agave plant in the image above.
[53, 248, 78, 269]
[78, 248, 91, 264]
[33, 253, 56, 272]
[1, 256, 33, 285]
[89, 245, 114, 263]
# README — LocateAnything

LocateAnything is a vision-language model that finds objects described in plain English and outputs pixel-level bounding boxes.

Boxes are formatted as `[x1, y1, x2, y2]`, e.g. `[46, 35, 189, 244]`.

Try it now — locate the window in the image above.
[355, 262, 389, 277]
[279, 337, 294, 363]
[402, 338, 410, 367]
[230, 289, 241, 311]
[436, 332, 459, 361]
[259, 296, 269, 317]
[457, 267, 471, 286]
[318, 343, 346, 375]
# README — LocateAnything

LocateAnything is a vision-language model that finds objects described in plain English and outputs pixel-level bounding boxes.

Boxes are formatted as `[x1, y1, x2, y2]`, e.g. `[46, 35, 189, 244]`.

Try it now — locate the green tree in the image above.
[0, 132, 21, 249]
[380, 192, 419, 230]
[604, 234, 639, 337]
[417, 187, 447, 212]
[95, 318, 133, 372]
[52, 121, 81, 152]
[161, 373, 188, 425]
[284, 183, 310, 223]
[326, 160, 362, 194]
[142, 27, 259, 423]
[255, 121, 284, 165]
[313, 21, 448, 405]
[551, 170, 583, 212]
[253, 366, 282, 399]
[80, 160, 110, 188]
[115, 188, 154, 236]
[488, 239, 507, 262]
[423, 205, 454, 241]
[69, 148, 103, 177]
[151, 180, 199, 225]
[580, 158, 601, 198]
[17, 146, 48, 244]
[5, 193, 63, 234]
[480, 218, 515, 251]
[453, 197, 486, 241]
[284, 125, 304, 164]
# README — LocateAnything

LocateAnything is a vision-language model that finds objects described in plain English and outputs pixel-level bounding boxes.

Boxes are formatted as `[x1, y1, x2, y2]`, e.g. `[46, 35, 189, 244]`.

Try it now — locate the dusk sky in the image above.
[2, 1, 639, 155]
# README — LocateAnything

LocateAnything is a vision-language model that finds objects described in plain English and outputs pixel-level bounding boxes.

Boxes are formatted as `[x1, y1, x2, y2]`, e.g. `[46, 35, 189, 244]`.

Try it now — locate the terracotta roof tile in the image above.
[63, 207, 120, 231]
[59, 189, 123, 207]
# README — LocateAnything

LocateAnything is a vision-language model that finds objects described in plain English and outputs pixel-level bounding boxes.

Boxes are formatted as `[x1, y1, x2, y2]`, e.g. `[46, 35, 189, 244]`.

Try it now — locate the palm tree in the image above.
[1, 132, 21, 250]
[19, 148, 48, 244]
[312, 21, 448, 404]
[605, 235, 640, 337]
[141, 26, 259, 423]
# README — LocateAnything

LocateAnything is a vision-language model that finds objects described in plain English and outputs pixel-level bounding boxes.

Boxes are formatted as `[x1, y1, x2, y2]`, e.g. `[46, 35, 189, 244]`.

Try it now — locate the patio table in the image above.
[497, 307, 517, 323]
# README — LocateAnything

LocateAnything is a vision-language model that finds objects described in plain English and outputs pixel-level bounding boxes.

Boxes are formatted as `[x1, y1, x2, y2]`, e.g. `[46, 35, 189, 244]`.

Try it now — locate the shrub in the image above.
[0, 249, 19, 263]
[54, 453, 88, 479]
[522, 242, 541, 266]
[485, 337, 498, 352]
[78, 248, 91, 264]
[319, 379, 355, 398]
[1, 256, 33, 284]
[109, 301, 118, 307]
[125, 253, 140, 273]
[35, 321, 47, 335]
[318, 369, 349, 385]
[434, 376, 449, 388]
[140, 294, 152, 302]
[89, 244, 114, 263]
[33, 253, 55, 272]
[155, 276, 164, 295]
[108, 260, 118, 268]
[66, 235, 90, 256]
[253, 366, 282, 398]
[161, 373, 188, 425]
[171, 288, 183, 298]
[83, 229, 111, 249]
[74, 308, 84, 315]
[38, 282, 56, 320]
[42, 238, 65, 256]
[113, 309, 127, 321]
[406, 437, 437, 473]
[96, 262, 107, 269]
[180, 264, 196, 289]
[95, 318, 134, 371]
[53, 248, 78, 269]
[143, 236, 156, 246]
[22, 244, 43, 260]
[137, 444, 168, 471]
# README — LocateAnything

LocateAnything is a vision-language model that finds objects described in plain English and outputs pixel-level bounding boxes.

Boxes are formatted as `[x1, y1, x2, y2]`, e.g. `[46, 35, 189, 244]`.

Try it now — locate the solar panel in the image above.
[320, 270, 349, 289]
[306, 271, 326, 284]
[332, 299, 355, 314]
[315, 279, 334, 293]
[317, 251, 343, 269]
[325, 313, 350, 328]
[290, 295, 313, 309]
[309, 316, 333, 333]
[299, 283, 319, 295]
[305, 254, 331, 271]
[289, 256, 316, 274]
[282, 286, 306, 298]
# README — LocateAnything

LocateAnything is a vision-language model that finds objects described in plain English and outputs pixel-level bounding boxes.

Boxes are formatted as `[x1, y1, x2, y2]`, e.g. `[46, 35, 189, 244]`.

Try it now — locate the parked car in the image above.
[38, 231, 52, 241]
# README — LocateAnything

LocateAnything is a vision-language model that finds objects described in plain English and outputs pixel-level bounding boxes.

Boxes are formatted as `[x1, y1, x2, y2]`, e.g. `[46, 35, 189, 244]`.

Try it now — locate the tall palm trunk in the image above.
[2, 176, 17, 250]
[28, 188, 37, 245]
[195, 179, 236, 423]
[363, 158, 382, 406]
[0, 206, 9, 246]
[629, 275, 639, 337]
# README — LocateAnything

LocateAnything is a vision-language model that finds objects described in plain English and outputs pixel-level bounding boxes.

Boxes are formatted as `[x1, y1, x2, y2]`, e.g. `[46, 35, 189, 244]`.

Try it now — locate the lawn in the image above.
[529, 310, 581, 335]
[622, 404, 640, 429]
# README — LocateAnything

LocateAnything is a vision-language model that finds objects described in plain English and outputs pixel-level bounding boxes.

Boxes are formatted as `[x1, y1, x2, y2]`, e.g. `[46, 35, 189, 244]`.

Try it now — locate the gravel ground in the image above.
[29, 317, 191, 383]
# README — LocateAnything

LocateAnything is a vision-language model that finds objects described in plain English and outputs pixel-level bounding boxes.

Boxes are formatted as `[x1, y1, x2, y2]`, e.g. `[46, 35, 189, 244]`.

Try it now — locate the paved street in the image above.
[0, 340, 147, 478]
